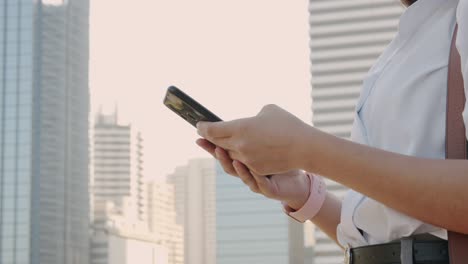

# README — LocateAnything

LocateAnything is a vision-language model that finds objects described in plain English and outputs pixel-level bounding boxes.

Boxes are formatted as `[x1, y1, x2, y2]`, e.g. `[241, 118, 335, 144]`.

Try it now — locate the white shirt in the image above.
[337, 0, 468, 248]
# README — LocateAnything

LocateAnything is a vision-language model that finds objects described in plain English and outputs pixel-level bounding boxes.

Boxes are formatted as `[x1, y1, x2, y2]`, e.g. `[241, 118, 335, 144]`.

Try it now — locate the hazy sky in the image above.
[90, 0, 311, 179]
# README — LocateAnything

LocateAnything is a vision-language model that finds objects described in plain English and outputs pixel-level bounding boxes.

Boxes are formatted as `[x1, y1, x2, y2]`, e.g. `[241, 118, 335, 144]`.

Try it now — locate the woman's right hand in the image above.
[196, 138, 311, 210]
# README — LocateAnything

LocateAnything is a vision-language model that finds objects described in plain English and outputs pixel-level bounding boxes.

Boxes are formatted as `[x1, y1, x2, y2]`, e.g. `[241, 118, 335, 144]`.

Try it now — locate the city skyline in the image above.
[0, 1, 414, 264]
[90, 1, 312, 263]
[90, 0, 311, 179]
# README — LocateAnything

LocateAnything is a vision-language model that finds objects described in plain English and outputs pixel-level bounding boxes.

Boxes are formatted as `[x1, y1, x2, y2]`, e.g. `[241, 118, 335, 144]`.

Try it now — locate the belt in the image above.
[345, 237, 449, 264]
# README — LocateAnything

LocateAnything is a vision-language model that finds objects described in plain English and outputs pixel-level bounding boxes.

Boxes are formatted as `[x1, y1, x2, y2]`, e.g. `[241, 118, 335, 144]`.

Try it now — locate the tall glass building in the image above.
[216, 163, 304, 264]
[308, 1, 403, 263]
[0, 0, 90, 263]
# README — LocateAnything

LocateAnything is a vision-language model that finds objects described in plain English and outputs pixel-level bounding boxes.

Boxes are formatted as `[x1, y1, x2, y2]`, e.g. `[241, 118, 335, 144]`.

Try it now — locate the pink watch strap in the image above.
[282, 173, 326, 223]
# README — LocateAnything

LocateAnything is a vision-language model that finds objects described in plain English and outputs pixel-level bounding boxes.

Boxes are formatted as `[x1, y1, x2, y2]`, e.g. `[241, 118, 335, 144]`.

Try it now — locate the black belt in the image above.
[349, 237, 449, 264]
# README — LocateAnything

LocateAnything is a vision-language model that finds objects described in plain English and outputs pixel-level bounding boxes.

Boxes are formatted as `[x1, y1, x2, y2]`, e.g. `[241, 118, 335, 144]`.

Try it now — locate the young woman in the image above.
[197, 0, 467, 263]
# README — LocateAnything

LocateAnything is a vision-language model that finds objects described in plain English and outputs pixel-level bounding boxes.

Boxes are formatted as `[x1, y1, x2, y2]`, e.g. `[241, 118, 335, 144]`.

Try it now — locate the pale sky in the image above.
[90, 0, 311, 179]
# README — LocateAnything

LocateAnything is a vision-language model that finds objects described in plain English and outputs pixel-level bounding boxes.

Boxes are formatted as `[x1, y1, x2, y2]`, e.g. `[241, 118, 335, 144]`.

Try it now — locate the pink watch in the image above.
[282, 173, 326, 223]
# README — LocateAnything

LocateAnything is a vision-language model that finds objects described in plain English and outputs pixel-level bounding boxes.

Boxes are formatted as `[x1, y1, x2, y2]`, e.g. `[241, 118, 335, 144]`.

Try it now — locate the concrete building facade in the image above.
[90, 110, 149, 264]
[168, 159, 217, 264]
[308, 1, 404, 263]
[91, 110, 147, 225]
[147, 180, 184, 264]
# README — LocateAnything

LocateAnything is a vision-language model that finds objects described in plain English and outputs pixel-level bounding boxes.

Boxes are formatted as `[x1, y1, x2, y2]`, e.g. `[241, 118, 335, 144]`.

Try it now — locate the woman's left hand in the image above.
[197, 104, 310, 175]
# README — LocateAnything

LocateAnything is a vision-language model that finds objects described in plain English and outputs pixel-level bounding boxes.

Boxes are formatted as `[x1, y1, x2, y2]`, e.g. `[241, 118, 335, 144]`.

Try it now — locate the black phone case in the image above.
[164, 86, 222, 128]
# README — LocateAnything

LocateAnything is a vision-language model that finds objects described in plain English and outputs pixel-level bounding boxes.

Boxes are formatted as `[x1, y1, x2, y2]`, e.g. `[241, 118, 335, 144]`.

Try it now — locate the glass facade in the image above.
[0, 0, 89, 263]
[216, 163, 303, 264]
[1, 1, 34, 263]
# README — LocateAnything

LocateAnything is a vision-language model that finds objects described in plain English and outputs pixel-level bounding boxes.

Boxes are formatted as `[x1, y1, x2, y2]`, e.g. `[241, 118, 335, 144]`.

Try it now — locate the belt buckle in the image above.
[344, 245, 352, 264]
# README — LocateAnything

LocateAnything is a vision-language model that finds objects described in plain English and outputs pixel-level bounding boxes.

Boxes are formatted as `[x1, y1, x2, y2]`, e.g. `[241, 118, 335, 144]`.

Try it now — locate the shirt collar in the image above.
[397, 0, 457, 39]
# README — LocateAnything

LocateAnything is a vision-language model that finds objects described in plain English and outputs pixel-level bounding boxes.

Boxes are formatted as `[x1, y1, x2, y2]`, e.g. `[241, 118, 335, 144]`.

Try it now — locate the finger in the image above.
[196, 121, 233, 139]
[226, 150, 243, 162]
[196, 138, 216, 157]
[208, 137, 236, 152]
[250, 170, 271, 188]
[232, 160, 260, 193]
[250, 171, 279, 199]
[251, 171, 268, 183]
[197, 118, 249, 140]
[215, 147, 238, 177]
[258, 104, 279, 115]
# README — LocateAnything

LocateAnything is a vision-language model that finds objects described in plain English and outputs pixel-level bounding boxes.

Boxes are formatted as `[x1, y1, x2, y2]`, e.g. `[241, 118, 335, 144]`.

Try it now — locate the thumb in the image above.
[197, 119, 244, 139]
[251, 172, 278, 199]
[258, 104, 280, 116]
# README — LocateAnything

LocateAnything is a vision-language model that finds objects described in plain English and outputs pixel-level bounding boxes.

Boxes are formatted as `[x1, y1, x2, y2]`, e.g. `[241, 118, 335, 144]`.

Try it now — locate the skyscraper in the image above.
[216, 163, 304, 264]
[308, 1, 403, 263]
[90, 109, 148, 264]
[0, 0, 90, 263]
[168, 158, 217, 264]
[91, 109, 146, 224]
[147, 180, 184, 264]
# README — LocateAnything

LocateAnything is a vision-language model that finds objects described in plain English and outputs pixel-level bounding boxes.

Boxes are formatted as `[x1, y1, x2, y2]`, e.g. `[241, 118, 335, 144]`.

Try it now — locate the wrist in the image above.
[292, 124, 318, 171]
[296, 125, 330, 173]
[282, 173, 327, 223]
[284, 171, 311, 210]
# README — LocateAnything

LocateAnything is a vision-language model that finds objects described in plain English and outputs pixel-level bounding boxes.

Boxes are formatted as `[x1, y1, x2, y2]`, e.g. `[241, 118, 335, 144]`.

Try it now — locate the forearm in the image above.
[309, 191, 342, 246]
[299, 128, 468, 234]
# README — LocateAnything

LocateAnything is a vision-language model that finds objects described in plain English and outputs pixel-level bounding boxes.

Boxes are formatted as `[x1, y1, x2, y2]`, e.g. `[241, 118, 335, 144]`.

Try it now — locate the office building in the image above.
[90, 202, 168, 264]
[168, 158, 217, 264]
[106, 234, 169, 264]
[90, 109, 149, 264]
[216, 163, 304, 264]
[308, 1, 404, 263]
[0, 0, 90, 263]
[147, 180, 184, 264]
[91, 109, 147, 225]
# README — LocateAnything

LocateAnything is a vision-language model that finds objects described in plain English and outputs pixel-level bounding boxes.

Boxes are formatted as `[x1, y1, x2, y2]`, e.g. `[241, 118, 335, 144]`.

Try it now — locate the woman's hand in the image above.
[197, 104, 310, 175]
[197, 138, 344, 244]
[196, 138, 311, 210]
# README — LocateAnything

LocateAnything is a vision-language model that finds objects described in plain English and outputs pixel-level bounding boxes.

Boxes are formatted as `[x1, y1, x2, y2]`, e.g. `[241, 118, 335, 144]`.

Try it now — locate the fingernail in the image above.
[196, 121, 206, 129]
[196, 122, 202, 135]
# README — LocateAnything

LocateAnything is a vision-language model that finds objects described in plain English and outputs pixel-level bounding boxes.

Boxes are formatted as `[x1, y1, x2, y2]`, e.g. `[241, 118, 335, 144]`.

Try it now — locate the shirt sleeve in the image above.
[456, 0, 468, 140]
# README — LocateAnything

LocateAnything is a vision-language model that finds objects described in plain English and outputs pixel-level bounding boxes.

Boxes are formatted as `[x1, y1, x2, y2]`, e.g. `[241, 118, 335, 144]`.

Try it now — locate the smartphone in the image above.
[163, 86, 222, 127]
